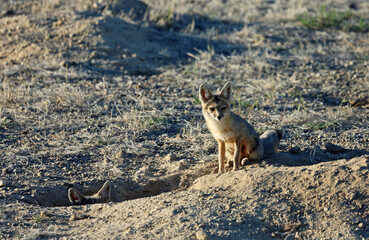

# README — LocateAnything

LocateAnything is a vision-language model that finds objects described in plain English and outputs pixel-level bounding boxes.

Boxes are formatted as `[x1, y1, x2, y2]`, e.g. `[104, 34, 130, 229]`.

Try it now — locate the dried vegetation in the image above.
[0, 0, 368, 239]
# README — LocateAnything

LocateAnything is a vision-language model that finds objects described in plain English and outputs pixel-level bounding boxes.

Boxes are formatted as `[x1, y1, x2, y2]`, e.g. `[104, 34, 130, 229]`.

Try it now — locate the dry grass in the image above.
[0, 0, 368, 239]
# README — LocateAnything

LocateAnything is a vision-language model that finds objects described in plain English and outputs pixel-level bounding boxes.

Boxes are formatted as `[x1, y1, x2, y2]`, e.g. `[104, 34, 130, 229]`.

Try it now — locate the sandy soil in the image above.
[0, 0, 368, 239]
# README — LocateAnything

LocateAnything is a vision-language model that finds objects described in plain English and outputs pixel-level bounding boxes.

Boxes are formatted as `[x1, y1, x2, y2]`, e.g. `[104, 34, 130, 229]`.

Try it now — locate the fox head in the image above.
[68, 180, 111, 205]
[199, 82, 232, 121]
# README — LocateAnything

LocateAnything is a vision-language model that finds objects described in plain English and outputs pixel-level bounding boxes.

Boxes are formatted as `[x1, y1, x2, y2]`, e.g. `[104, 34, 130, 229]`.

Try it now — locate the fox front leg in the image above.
[217, 140, 225, 174]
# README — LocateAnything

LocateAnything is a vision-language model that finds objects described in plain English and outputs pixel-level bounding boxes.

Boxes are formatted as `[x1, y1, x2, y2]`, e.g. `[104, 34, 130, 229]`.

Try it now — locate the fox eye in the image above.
[209, 107, 215, 112]
[221, 107, 227, 111]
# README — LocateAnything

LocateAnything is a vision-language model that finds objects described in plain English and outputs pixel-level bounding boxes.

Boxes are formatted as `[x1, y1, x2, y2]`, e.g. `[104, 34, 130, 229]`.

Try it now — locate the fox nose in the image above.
[217, 115, 222, 120]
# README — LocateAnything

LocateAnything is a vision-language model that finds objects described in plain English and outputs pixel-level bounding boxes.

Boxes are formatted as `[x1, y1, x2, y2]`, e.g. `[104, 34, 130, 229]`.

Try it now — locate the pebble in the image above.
[0, 180, 5, 187]
[195, 229, 209, 240]
[177, 160, 189, 170]
[235, 218, 244, 224]
[164, 153, 177, 162]
[92, 2, 104, 9]
[358, 223, 364, 229]
[69, 214, 77, 221]
[69, 214, 88, 221]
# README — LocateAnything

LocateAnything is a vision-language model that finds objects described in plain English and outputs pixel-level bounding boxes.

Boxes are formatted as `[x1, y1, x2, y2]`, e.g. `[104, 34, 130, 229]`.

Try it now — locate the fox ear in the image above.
[96, 181, 111, 202]
[199, 84, 213, 103]
[68, 188, 85, 205]
[220, 82, 231, 100]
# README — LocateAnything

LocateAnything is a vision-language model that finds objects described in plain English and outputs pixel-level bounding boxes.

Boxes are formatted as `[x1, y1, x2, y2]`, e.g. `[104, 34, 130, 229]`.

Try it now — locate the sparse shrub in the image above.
[192, 96, 200, 104]
[297, 6, 368, 32]
[0, 117, 19, 129]
[231, 96, 261, 115]
[306, 121, 336, 130]
[32, 216, 47, 223]
[141, 116, 167, 129]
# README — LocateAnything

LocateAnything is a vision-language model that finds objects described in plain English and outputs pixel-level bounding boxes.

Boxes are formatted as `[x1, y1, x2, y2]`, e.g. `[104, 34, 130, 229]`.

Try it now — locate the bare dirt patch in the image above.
[0, 0, 368, 239]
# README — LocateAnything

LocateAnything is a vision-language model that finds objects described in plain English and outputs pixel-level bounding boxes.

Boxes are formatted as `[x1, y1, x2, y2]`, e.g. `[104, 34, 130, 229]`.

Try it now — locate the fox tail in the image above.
[260, 130, 282, 155]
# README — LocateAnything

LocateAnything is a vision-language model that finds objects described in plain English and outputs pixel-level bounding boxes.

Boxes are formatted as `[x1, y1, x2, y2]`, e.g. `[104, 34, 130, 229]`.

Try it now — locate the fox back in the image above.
[68, 180, 111, 205]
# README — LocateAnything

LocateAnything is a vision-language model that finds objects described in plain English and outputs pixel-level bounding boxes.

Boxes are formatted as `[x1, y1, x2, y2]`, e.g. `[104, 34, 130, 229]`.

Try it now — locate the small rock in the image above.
[69, 214, 88, 221]
[92, 2, 105, 9]
[0, 180, 5, 187]
[301, 147, 310, 152]
[40, 211, 49, 217]
[178, 160, 189, 169]
[164, 153, 177, 162]
[90, 51, 99, 58]
[325, 143, 347, 153]
[195, 229, 209, 240]
[53, 19, 63, 28]
[69, 214, 77, 221]
[235, 218, 243, 224]
[102, 9, 113, 16]
[358, 223, 364, 229]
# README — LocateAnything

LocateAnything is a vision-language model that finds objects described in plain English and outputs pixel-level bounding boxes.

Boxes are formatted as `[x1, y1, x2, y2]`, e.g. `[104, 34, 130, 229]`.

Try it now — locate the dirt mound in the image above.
[192, 156, 369, 238]
[72, 156, 368, 240]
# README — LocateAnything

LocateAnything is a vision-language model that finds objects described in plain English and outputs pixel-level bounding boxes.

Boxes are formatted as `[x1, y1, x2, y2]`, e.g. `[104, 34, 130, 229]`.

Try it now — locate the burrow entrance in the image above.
[19, 167, 214, 207]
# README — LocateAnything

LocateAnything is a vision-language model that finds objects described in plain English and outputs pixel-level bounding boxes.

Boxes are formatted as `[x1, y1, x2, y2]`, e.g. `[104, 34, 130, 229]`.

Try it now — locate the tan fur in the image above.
[68, 180, 111, 205]
[199, 82, 281, 173]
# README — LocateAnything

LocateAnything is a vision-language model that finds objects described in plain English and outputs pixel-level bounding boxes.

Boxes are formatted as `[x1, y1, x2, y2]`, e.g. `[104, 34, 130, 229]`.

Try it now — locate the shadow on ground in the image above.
[73, 0, 245, 75]
[265, 149, 369, 167]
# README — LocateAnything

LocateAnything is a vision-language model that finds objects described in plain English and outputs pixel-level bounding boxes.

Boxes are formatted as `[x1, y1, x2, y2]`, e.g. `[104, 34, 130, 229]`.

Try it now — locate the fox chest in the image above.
[211, 129, 235, 142]
[205, 119, 236, 142]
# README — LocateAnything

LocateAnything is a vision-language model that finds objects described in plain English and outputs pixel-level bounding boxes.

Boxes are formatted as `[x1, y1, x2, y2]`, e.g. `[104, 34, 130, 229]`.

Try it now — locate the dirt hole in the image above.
[20, 170, 209, 207]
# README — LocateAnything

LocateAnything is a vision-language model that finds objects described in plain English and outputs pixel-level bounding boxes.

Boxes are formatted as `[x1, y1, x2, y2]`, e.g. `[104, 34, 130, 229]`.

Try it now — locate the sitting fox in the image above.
[68, 180, 111, 205]
[199, 82, 281, 173]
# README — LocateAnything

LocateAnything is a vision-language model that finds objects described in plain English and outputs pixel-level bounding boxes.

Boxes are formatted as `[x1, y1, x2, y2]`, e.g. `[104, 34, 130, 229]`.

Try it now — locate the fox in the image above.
[68, 180, 111, 205]
[199, 82, 281, 173]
